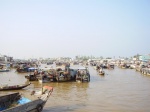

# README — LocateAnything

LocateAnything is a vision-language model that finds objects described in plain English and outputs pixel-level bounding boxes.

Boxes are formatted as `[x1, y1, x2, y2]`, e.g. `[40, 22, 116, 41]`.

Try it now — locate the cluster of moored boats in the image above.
[92, 63, 115, 75]
[91, 60, 150, 76]
[117, 62, 150, 76]
[0, 63, 54, 112]
[1, 61, 91, 83]
[0, 59, 89, 112]
[23, 64, 90, 83]
[0, 61, 90, 111]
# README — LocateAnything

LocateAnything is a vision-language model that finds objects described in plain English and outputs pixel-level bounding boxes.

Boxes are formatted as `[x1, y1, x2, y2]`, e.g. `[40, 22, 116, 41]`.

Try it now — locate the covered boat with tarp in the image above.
[0, 86, 53, 112]
[16, 67, 38, 73]
[25, 68, 40, 81]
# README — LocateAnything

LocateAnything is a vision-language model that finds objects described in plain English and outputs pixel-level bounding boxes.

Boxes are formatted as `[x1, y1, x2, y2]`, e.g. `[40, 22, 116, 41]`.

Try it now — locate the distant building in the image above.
[139, 55, 150, 62]
[132, 58, 137, 61]
[0, 54, 13, 62]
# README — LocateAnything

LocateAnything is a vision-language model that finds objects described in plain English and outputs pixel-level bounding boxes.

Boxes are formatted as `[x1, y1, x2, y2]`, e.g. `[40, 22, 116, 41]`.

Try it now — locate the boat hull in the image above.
[0, 83, 31, 91]
[0, 69, 10, 72]
[0, 86, 53, 112]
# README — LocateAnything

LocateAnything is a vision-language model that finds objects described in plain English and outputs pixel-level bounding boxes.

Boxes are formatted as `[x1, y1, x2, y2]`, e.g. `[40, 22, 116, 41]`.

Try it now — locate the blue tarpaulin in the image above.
[0, 107, 6, 111]
[18, 97, 31, 105]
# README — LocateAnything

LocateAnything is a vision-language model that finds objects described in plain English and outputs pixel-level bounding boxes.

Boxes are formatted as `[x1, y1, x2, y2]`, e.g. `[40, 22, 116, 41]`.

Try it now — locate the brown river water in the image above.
[0, 65, 150, 112]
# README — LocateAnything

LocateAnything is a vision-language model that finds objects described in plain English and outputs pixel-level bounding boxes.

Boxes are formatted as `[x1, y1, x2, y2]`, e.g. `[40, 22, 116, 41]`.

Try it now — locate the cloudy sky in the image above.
[0, 0, 149, 59]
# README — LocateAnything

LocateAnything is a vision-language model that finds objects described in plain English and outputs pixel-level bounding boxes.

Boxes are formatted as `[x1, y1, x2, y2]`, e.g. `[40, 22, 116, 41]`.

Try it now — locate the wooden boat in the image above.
[99, 70, 105, 75]
[76, 73, 90, 82]
[25, 68, 40, 81]
[37, 68, 57, 83]
[0, 69, 10, 72]
[16, 67, 37, 73]
[56, 71, 72, 82]
[75, 67, 90, 82]
[25, 74, 39, 81]
[0, 83, 31, 91]
[107, 64, 115, 69]
[0, 86, 53, 112]
[16, 67, 29, 73]
[0, 63, 10, 72]
[38, 76, 52, 83]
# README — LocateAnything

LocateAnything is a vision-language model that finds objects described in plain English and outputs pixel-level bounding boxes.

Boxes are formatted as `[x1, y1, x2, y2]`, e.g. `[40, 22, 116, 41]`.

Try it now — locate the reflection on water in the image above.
[0, 65, 150, 112]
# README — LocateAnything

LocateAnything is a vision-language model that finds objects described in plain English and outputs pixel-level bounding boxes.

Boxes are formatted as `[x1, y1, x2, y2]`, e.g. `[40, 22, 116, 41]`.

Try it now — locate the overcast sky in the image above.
[0, 0, 149, 59]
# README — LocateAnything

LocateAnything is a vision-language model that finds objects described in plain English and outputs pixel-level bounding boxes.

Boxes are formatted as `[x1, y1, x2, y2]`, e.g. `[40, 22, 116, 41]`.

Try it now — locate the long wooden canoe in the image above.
[0, 83, 31, 91]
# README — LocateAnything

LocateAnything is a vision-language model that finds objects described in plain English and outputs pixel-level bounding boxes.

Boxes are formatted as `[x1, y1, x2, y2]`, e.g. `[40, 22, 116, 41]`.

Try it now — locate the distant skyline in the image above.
[0, 0, 150, 59]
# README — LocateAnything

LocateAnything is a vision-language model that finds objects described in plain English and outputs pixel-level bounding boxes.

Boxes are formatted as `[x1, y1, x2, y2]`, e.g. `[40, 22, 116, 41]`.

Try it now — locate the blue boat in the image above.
[0, 86, 53, 112]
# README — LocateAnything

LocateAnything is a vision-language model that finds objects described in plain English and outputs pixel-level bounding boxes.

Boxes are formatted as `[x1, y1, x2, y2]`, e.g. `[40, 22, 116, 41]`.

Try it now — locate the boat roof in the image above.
[40, 67, 55, 71]
[28, 67, 38, 70]
[69, 66, 87, 70]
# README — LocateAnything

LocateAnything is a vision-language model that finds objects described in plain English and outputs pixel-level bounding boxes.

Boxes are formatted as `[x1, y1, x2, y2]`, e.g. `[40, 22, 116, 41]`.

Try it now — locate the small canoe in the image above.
[0, 83, 31, 91]
[0, 86, 53, 112]
[99, 71, 105, 75]
[0, 69, 10, 72]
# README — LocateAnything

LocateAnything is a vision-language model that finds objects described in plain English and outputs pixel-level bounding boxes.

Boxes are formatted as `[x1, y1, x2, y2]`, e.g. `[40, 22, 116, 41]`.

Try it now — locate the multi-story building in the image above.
[0, 54, 13, 62]
[139, 54, 150, 62]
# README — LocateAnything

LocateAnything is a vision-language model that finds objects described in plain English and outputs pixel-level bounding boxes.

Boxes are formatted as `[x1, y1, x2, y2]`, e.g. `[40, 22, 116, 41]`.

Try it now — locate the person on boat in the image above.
[34, 70, 38, 76]
[31, 91, 35, 95]
[48, 70, 54, 79]
[48, 72, 54, 80]
[82, 70, 87, 80]
[60, 72, 64, 77]
[0, 65, 3, 69]
[99, 67, 103, 73]
[40, 71, 47, 80]
[96, 65, 100, 70]
[64, 68, 70, 80]
[76, 69, 81, 80]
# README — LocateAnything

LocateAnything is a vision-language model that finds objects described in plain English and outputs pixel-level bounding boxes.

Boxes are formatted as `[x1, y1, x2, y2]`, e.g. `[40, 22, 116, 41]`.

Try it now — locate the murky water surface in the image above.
[0, 65, 150, 112]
